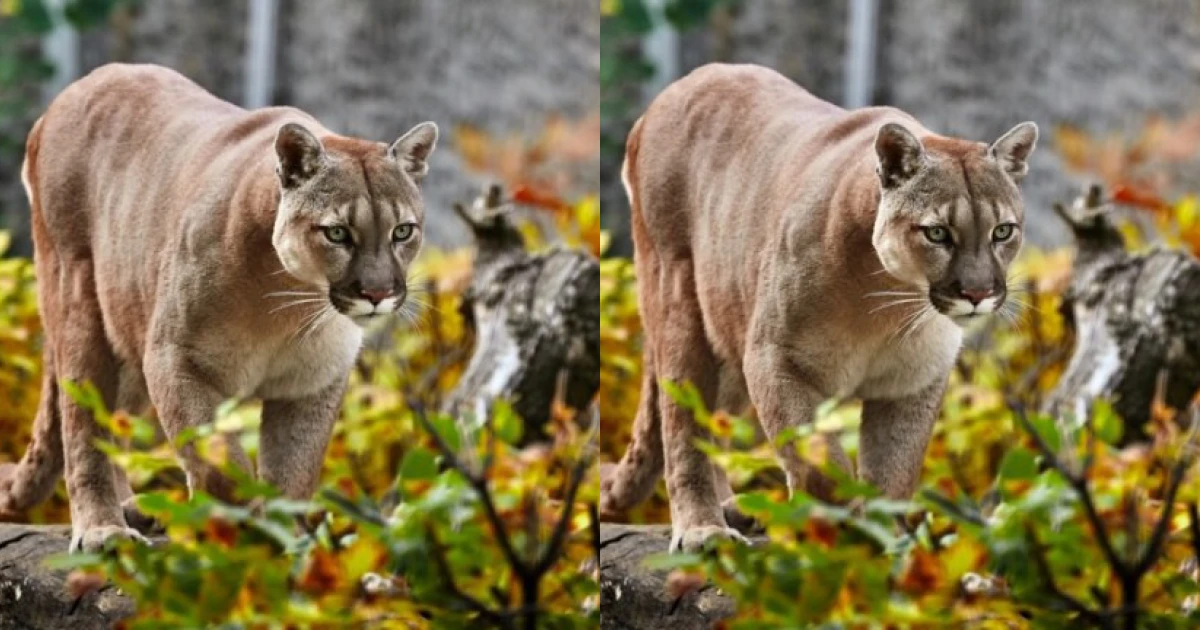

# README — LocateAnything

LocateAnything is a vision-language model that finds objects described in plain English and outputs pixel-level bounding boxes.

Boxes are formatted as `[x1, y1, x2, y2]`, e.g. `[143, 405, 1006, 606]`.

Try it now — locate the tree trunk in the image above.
[443, 186, 600, 443]
[0, 524, 134, 629]
[1043, 185, 1200, 442]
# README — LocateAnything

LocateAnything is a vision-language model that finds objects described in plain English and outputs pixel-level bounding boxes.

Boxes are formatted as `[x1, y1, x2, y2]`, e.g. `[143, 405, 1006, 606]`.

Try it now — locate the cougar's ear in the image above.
[389, 121, 439, 182]
[874, 123, 926, 188]
[990, 121, 1038, 183]
[274, 123, 326, 188]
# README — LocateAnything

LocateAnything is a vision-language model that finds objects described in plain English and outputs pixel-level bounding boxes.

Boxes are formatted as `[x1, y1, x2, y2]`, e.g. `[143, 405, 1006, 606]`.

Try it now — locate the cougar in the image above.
[0, 63, 439, 552]
[600, 63, 1037, 552]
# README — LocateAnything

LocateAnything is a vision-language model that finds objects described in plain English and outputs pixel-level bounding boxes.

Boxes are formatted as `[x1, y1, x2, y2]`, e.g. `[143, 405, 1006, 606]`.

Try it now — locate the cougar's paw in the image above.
[69, 524, 152, 554]
[721, 496, 763, 535]
[121, 496, 163, 535]
[669, 525, 752, 554]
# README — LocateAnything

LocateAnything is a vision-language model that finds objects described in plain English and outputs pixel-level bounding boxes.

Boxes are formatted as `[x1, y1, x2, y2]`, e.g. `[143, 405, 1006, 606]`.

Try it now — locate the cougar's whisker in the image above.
[269, 298, 328, 314]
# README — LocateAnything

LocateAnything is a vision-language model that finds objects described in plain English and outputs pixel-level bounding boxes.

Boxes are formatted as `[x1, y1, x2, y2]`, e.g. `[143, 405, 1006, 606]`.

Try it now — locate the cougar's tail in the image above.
[0, 349, 64, 518]
[0, 117, 65, 519]
[599, 350, 664, 519]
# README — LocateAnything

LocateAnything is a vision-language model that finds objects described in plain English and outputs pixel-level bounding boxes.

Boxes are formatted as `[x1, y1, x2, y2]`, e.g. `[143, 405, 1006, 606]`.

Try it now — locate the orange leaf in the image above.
[803, 517, 838, 548]
[204, 517, 239, 548]
[665, 569, 707, 600]
[66, 570, 107, 599]
[898, 547, 944, 595]
[297, 547, 343, 594]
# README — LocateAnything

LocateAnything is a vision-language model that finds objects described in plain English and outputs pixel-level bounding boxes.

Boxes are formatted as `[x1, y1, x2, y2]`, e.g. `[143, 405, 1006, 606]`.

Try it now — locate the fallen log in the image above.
[443, 185, 600, 442]
[0, 524, 134, 629]
[599, 523, 736, 630]
[1043, 185, 1200, 441]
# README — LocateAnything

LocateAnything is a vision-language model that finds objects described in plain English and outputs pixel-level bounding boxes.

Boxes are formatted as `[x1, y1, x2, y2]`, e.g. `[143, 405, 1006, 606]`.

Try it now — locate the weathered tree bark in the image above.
[443, 185, 600, 443]
[599, 524, 736, 630]
[1043, 185, 1200, 442]
[0, 524, 134, 629]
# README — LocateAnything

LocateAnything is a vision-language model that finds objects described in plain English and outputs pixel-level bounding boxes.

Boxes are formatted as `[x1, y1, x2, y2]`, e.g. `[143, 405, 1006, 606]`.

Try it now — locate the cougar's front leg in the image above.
[743, 343, 850, 503]
[259, 378, 346, 499]
[144, 345, 252, 503]
[859, 378, 946, 499]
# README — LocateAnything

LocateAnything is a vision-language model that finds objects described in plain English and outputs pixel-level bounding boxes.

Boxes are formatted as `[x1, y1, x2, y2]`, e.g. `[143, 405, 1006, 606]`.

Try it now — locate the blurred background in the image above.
[601, 0, 1200, 255]
[0, 0, 599, 255]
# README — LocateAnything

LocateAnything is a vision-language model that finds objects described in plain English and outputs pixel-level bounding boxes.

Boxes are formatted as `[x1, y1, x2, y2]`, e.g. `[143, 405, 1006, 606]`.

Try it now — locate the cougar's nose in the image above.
[359, 287, 395, 305]
[960, 287, 996, 306]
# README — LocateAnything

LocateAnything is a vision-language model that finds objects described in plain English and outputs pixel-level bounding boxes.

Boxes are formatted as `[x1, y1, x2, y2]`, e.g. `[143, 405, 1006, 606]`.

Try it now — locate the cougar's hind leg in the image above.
[711, 362, 759, 533]
[653, 260, 748, 553]
[54, 261, 148, 552]
[112, 365, 160, 533]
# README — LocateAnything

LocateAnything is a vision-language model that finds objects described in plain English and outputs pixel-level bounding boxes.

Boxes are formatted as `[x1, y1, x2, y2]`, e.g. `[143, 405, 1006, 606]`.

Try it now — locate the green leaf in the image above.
[610, 0, 654, 34]
[1092, 400, 1124, 446]
[321, 489, 386, 527]
[640, 551, 703, 571]
[60, 379, 110, 423]
[41, 551, 104, 571]
[659, 379, 709, 424]
[492, 400, 524, 445]
[999, 448, 1038, 480]
[400, 447, 438, 481]
[1029, 413, 1062, 453]
[428, 413, 462, 453]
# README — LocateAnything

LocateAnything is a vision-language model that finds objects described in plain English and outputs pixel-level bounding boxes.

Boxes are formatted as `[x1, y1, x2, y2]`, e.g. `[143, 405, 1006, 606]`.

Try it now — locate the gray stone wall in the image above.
[601, 0, 1200, 250]
[0, 0, 598, 255]
[878, 0, 1200, 245]
[276, 0, 599, 245]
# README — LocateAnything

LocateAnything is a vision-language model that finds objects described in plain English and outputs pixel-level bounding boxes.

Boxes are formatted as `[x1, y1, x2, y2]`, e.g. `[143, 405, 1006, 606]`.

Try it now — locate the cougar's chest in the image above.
[853, 315, 962, 400]
[254, 316, 363, 400]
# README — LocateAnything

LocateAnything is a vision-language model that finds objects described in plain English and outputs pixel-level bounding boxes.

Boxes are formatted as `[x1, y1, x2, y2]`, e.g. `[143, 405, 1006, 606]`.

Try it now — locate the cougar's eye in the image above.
[322, 225, 351, 244]
[392, 223, 416, 242]
[922, 225, 951, 245]
[992, 223, 1016, 242]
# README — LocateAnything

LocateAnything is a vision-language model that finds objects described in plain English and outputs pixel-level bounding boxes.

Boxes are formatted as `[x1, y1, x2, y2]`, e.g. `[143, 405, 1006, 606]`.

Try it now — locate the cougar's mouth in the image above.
[328, 288, 405, 323]
[929, 288, 1005, 323]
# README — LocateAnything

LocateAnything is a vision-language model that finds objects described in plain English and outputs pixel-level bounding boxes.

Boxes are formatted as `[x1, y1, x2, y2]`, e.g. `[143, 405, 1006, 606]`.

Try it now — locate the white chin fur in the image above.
[945, 296, 1000, 323]
[345, 297, 399, 326]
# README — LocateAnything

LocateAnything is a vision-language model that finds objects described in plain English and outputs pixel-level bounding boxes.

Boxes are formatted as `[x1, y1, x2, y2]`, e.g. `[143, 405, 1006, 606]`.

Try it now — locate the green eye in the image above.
[392, 223, 416, 242]
[323, 225, 351, 244]
[992, 223, 1016, 242]
[922, 225, 951, 244]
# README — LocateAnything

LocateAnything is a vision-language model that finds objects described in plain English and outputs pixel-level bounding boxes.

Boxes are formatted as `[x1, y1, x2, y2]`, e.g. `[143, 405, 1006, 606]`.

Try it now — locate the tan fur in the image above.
[599, 64, 1037, 552]
[0, 64, 438, 552]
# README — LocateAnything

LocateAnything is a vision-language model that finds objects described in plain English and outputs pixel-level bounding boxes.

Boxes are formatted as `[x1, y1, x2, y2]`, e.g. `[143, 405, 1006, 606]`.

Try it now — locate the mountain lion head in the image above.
[871, 121, 1037, 324]
[270, 121, 438, 326]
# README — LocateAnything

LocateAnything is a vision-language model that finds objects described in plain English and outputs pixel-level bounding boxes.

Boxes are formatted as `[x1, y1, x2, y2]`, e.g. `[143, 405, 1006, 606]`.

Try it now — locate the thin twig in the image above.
[1025, 523, 1107, 625]
[1010, 400, 1126, 575]
[426, 524, 511, 627]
